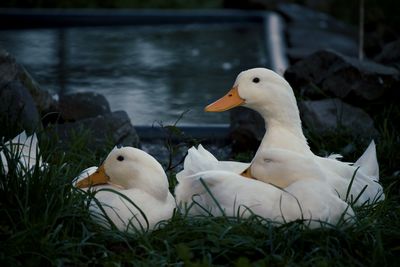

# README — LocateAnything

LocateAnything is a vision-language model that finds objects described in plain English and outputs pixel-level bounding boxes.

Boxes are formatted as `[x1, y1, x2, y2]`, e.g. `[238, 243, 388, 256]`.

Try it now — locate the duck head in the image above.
[76, 146, 169, 200]
[205, 68, 299, 124]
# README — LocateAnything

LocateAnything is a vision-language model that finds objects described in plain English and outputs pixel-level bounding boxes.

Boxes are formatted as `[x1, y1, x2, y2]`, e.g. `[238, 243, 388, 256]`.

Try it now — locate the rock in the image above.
[299, 98, 378, 138]
[277, 3, 356, 36]
[51, 111, 140, 150]
[0, 49, 42, 138]
[19, 66, 57, 114]
[0, 49, 57, 115]
[59, 92, 111, 121]
[286, 27, 358, 61]
[229, 107, 265, 153]
[277, 3, 358, 61]
[0, 80, 41, 139]
[374, 39, 400, 70]
[0, 49, 18, 88]
[284, 50, 399, 104]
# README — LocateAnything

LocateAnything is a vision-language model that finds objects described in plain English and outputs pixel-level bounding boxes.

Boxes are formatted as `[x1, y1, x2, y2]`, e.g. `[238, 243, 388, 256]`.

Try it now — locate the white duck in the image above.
[177, 144, 250, 178]
[74, 146, 176, 231]
[205, 68, 384, 205]
[0, 131, 43, 174]
[175, 145, 355, 228]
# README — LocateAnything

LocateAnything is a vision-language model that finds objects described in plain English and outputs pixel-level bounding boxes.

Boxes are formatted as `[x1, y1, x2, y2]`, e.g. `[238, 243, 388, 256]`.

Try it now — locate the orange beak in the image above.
[205, 86, 245, 112]
[76, 164, 109, 188]
[241, 167, 255, 179]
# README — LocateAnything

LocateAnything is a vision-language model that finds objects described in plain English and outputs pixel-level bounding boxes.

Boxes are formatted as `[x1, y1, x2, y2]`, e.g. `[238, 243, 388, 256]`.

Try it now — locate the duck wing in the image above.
[175, 169, 354, 227]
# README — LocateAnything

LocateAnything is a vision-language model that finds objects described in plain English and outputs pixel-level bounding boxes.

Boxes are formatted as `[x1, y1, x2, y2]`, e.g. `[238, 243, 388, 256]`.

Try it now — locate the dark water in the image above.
[0, 23, 268, 125]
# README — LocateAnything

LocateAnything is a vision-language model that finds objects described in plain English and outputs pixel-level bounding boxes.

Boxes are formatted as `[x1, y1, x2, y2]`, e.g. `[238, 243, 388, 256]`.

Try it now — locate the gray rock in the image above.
[19, 67, 57, 114]
[284, 50, 399, 103]
[0, 49, 42, 138]
[0, 49, 56, 115]
[374, 39, 400, 70]
[0, 80, 41, 138]
[229, 107, 265, 153]
[52, 111, 140, 150]
[59, 92, 111, 121]
[277, 3, 356, 36]
[286, 27, 358, 60]
[299, 98, 378, 138]
[0, 49, 18, 88]
[277, 3, 358, 61]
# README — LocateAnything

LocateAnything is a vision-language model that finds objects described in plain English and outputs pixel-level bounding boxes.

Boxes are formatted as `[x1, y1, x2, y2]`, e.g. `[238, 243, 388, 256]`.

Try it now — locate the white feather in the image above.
[1, 131, 44, 174]
[175, 146, 354, 228]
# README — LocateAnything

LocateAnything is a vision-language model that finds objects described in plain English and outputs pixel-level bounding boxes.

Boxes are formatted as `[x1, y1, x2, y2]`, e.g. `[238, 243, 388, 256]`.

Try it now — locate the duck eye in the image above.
[252, 77, 260, 83]
[117, 155, 124, 161]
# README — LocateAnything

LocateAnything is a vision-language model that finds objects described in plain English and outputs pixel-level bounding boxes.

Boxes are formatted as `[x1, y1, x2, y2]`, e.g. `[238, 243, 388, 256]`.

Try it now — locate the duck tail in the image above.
[176, 145, 217, 182]
[1, 131, 41, 171]
[354, 140, 379, 180]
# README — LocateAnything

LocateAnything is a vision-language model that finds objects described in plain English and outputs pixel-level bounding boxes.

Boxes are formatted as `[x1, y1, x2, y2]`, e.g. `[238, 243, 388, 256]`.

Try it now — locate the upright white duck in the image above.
[205, 68, 384, 205]
[74, 146, 176, 231]
[175, 145, 355, 228]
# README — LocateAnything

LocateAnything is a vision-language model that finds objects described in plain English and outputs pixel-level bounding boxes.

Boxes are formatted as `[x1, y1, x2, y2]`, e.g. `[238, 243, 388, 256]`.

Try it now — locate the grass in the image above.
[1, 105, 399, 266]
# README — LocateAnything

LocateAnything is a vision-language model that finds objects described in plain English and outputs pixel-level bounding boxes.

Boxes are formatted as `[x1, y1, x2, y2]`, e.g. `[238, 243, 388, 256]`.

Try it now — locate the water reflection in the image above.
[0, 23, 267, 125]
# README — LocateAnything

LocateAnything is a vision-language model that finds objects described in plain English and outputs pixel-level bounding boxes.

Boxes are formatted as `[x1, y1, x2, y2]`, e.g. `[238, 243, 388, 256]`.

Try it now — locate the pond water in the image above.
[0, 23, 268, 125]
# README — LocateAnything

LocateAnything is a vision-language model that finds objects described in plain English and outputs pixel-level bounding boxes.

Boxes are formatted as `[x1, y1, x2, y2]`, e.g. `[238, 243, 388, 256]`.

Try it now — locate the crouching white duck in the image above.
[74, 146, 176, 231]
[205, 68, 385, 205]
[175, 145, 355, 228]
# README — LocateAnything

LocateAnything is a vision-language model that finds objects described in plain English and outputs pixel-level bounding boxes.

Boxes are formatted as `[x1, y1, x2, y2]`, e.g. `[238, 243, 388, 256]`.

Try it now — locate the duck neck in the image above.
[256, 104, 311, 155]
[128, 170, 169, 201]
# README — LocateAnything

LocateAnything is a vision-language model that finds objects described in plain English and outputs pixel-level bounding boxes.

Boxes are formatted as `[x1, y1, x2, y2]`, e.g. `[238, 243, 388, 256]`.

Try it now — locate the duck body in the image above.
[74, 147, 175, 231]
[314, 141, 382, 204]
[87, 183, 176, 231]
[175, 146, 354, 227]
[251, 122, 383, 204]
[205, 68, 384, 206]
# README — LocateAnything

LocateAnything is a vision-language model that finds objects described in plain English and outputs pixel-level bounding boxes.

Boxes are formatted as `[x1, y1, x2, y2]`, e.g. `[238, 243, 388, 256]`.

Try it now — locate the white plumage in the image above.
[204, 68, 384, 206]
[0, 131, 43, 174]
[175, 145, 354, 228]
[74, 147, 176, 231]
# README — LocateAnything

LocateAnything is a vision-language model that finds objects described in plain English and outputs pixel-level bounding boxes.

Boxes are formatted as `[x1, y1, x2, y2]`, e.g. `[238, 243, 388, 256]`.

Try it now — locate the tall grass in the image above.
[1, 107, 399, 266]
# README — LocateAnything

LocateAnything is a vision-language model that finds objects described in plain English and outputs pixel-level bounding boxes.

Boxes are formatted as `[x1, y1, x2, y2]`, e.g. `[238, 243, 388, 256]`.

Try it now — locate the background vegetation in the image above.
[1, 103, 399, 266]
